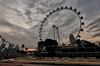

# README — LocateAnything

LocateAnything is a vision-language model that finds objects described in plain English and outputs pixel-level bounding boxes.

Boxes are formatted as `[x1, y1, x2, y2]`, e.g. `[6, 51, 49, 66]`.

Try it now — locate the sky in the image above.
[0, 0, 100, 49]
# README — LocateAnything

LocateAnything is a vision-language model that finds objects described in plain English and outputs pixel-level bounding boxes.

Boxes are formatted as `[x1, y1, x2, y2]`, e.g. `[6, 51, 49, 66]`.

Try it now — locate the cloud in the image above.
[86, 18, 100, 28]
[85, 18, 100, 38]
[0, 0, 100, 48]
[95, 29, 100, 32]
[77, 0, 100, 20]
[93, 33, 100, 38]
[0, 0, 40, 48]
[25, 10, 32, 22]
[25, 10, 32, 16]
[86, 18, 100, 32]
[58, 15, 77, 28]
[26, 0, 40, 8]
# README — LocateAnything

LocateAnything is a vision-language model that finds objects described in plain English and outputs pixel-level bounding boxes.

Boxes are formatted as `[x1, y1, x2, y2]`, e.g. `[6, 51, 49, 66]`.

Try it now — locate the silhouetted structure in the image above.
[34, 6, 100, 58]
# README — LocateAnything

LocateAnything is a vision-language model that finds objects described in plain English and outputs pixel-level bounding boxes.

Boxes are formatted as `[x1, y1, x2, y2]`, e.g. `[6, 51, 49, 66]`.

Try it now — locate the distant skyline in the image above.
[0, 0, 100, 48]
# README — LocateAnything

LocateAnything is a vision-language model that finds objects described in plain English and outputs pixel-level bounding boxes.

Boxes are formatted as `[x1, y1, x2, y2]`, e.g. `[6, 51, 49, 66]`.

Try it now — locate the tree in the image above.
[25, 47, 28, 51]
[21, 44, 25, 49]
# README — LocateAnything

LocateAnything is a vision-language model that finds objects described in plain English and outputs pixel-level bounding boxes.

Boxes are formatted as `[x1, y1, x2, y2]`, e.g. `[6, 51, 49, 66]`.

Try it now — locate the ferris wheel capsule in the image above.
[41, 24, 42, 26]
[81, 16, 83, 19]
[65, 6, 68, 9]
[74, 9, 77, 12]
[57, 8, 59, 10]
[61, 7, 63, 9]
[81, 22, 84, 25]
[39, 35, 41, 37]
[44, 18, 46, 21]
[39, 28, 41, 30]
[49, 12, 52, 15]
[47, 15, 49, 17]
[42, 21, 44, 23]
[81, 29, 84, 31]
[53, 10, 55, 12]
[70, 7, 72, 10]
[78, 12, 80, 15]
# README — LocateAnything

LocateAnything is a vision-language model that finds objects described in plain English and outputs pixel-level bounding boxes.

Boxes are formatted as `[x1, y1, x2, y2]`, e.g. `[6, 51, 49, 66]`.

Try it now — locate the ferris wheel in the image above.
[39, 6, 84, 44]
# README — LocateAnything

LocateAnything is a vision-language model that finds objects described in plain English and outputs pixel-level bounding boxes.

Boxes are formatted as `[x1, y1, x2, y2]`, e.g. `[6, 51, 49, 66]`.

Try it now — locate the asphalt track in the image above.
[1, 56, 100, 66]
[13, 60, 100, 65]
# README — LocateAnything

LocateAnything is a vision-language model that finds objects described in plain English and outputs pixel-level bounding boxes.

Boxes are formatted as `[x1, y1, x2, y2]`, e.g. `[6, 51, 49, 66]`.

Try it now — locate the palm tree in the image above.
[25, 47, 28, 51]
[21, 44, 25, 49]
[21, 44, 25, 55]
[21, 44, 25, 52]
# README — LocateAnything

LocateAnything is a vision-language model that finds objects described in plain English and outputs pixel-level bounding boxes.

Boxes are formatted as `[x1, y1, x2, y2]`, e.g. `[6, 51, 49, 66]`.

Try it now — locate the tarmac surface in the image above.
[1, 56, 100, 66]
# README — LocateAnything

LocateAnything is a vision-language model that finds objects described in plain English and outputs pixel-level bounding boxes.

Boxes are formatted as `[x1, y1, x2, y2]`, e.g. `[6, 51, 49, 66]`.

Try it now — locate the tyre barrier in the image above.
[44, 57, 100, 62]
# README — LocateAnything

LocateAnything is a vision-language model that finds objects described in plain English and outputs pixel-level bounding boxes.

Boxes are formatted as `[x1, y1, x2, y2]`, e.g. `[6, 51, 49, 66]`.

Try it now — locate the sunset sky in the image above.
[0, 0, 100, 49]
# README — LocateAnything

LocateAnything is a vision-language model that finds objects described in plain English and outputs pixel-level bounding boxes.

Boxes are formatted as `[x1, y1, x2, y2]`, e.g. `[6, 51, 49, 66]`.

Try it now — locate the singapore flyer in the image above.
[39, 6, 84, 45]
